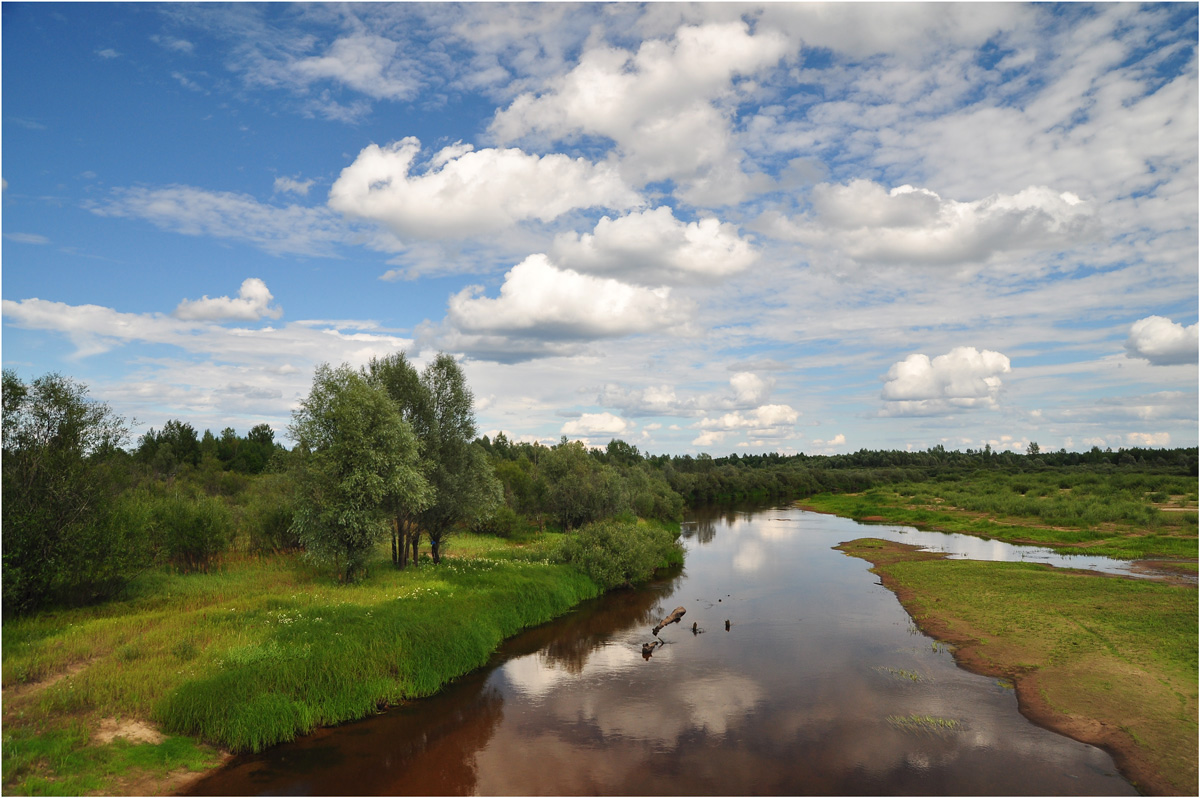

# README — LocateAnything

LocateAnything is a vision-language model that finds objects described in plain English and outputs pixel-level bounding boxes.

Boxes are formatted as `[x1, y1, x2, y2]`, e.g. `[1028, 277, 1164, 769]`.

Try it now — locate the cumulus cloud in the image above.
[551, 206, 757, 285]
[1125, 316, 1198, 366]
[692, 404, 799, 447]
[446, 254, 686, 341]
[328, 138, 642, 240]
[881, 346, 1011, 416]
[561, 412, 631, 438]
[490, 20, 790, 202]
[764, 181, 1095, 267]
[174, 278, 282, 322]
[288, 34, 419, 101]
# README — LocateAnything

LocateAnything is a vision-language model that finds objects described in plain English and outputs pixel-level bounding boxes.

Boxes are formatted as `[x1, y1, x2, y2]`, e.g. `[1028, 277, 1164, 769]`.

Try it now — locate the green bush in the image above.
[556, 519, 682, 590]
[153, 493, 233, 572]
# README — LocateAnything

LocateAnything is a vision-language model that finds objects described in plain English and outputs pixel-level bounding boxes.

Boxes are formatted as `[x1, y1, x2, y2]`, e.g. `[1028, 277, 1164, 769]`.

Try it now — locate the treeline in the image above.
[5, 364, 1197, 618]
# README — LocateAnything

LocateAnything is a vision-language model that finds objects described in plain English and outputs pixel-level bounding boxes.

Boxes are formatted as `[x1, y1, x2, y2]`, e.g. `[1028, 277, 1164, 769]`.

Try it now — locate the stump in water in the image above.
[653, 606, 687, 636]
[642, 640, 662, 658]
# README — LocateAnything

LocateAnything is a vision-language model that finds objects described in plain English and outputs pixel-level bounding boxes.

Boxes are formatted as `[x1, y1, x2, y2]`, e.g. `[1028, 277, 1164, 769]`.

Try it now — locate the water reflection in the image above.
[189, 507, 1136, 796]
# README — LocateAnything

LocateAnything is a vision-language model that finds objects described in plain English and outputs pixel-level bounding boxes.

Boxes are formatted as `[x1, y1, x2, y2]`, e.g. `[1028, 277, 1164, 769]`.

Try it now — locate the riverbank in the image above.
[836, 538, 1198, 796]
[800, 478, 1198, 562]
[3, 527, 675, 795]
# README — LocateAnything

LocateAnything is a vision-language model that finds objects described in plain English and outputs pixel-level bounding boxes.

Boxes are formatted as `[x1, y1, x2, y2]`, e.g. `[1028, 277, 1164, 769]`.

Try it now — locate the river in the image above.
[187, 505, 1137, 795]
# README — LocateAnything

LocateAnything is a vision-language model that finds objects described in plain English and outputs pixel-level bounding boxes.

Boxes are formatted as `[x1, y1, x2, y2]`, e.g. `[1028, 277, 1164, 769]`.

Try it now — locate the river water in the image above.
[188, 506, 1137, 795]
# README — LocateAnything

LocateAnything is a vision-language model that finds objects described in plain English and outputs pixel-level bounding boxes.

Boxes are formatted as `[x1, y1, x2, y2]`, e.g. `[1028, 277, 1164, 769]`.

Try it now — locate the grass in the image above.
[886, 714, 961, 735]
[2, 527, 677, 794]
[802, 470, 1198, 561]
[838, 538, 1198, 795]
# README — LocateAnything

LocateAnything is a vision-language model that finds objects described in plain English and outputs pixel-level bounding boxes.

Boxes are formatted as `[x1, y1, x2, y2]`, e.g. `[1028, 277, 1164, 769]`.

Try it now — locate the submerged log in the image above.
[652, 606, 687, 636]
[642, 640, 662, 657]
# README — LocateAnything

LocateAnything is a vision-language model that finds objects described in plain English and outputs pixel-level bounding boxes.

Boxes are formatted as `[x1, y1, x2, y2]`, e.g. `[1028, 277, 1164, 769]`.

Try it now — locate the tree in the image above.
[413, 354, 501, 564]
[2, 370, 148, 615]
[288, 364, 428, 582]
[364, 352, 435, 568]
[1026, 441, 1041, 456]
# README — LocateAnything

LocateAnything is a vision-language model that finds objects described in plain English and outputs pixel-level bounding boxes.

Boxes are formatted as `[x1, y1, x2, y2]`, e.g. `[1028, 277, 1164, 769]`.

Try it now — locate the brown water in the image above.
[188, 506, 1136, 796]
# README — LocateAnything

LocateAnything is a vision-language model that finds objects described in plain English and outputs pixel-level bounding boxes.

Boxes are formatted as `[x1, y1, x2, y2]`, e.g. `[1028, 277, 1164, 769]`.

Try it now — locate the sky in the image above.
[2, 2, 1197, 457]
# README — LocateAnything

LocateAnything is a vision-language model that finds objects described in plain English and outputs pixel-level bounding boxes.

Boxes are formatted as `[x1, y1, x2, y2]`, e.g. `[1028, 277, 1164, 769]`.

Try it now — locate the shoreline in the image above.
[836, 537, 1197, 796]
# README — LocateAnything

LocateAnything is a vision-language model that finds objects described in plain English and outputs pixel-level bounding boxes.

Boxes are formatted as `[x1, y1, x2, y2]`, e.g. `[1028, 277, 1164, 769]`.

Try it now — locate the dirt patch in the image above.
[93, 717, 167, 746]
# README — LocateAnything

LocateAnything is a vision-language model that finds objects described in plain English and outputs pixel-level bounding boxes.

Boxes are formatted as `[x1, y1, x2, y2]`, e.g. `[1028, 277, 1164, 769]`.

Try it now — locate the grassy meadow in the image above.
[2, 530, 616, 795]
[838, 538, 1198, 795]
[803, 468, 1199, 561]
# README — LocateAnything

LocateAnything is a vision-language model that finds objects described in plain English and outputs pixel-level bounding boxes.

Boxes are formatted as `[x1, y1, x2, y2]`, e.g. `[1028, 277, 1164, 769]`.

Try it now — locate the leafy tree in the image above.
[541, 439, 625, 530]
[414, 354, 501, 564]
[2, 370, 149, 615]
[288, 364, 428, 582]
[364, 352, 435, 567]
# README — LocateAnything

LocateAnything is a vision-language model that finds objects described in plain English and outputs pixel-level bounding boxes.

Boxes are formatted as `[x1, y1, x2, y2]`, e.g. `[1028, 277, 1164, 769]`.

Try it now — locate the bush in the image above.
[556, 519, 682, 590]
[153, 493, 233, 572]
[243, 473, 300, 554]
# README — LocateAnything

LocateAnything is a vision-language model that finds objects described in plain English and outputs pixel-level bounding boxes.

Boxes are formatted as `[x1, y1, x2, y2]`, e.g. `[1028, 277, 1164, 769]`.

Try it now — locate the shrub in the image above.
[153, 493, 233, 572]
[556, 519, 682, 590]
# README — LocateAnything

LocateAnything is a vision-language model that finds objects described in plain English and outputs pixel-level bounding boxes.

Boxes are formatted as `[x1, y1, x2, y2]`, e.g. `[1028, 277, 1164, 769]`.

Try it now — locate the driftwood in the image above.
[652, 606, 687, 636]
[642, 640, 663, 657]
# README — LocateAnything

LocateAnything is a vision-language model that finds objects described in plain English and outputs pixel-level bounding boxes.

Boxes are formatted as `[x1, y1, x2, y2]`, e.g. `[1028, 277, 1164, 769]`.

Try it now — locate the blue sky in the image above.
[3, 2, 1197, 456]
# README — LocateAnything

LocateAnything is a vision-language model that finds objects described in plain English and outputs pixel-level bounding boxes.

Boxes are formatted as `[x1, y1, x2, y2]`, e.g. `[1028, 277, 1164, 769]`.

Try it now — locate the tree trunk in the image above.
[430, 535, 441, 564]
[652, 606, 687, 636]
[391, 520, 399, 567]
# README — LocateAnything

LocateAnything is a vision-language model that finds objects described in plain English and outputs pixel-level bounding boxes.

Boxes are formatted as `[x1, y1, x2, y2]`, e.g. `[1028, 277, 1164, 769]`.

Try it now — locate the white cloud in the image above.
[174, 278, 282, 322]
[766, 181, 1095, 268]
[446, 254, 686, 342]
[551, 206, 757, 286]
[151, 34, 195, 54]
[90, 185, 350, 257]
[1126, 432, 1172, 448]
[692, 403, 799, 446]
[274, 175, 315, 196]
[561, 412, 631, 438]
[1125, 316, 1198, 366]
[328, 138, 642, 240]
[729, 372, 772, 405]
[96, 48, 121, 59]
[289, 34, 419, 101]
[881, 347, 1011, 416]
[490, 20, 790, 202]
[4, 233, 49, 245]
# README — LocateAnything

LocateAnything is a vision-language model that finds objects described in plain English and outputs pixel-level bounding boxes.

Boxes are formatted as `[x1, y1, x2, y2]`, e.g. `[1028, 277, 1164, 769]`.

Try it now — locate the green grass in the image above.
[803, 470, 1198, 560]
[886, 714, 961, 735]
[838, 538, 1198, 794]
[2, 525, 680, 793]
[1, 721, 220, 796]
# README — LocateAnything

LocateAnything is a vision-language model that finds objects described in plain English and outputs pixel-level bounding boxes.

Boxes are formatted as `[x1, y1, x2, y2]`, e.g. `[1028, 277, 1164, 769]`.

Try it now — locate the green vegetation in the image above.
[886, 714, 961, 735]
[3, 524, 685, 793]
[839, 538, 1198, 795]
[803, 468, 1197, 560]
[3, 361, 1196, 792]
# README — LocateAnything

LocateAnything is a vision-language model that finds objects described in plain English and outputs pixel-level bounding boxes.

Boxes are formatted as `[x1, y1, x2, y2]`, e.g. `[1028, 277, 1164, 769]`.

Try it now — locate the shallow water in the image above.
[188, 507, 1137, 796]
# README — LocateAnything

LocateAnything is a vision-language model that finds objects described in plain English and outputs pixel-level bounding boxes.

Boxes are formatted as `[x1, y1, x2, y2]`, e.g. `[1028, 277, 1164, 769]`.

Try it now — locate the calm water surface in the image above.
[189, 507, 1136, 796]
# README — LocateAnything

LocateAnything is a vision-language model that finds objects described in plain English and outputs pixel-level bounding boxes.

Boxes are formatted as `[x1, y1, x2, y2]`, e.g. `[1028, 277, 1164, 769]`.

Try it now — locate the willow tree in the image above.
[288, 364, 428, 582]
[414, 354, 501, 564]
[364, 352, 434, 568]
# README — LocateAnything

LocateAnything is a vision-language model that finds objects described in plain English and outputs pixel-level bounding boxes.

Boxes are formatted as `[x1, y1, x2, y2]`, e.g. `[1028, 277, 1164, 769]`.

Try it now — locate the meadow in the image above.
[2, 524, 681, 795]
[838, 538, 1198, 795]
[803, 468, 1199, 561]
